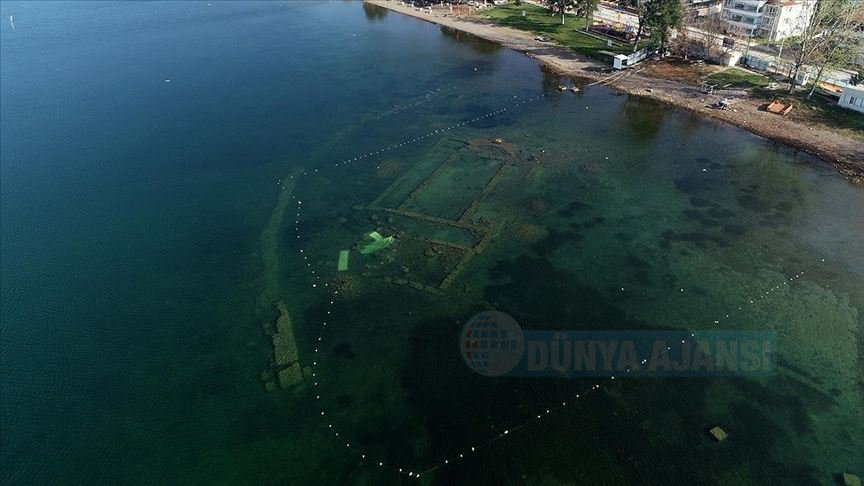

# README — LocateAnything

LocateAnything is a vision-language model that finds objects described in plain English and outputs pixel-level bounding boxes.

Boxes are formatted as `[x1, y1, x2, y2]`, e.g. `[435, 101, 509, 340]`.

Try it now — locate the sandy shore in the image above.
[368, 0, 864, 184]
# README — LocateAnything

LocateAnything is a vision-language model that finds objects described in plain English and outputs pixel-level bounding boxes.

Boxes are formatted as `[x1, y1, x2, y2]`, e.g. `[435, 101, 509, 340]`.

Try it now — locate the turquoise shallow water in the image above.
[1, 2, 862, 485]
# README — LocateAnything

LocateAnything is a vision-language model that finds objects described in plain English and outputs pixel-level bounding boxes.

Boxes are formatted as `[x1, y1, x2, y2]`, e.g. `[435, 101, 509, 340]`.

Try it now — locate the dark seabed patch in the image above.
[661, 229, 728, 249]
[722, 224, 747, 236]
[399, 255, 824, 484]
[683, 209, 721, 228]
[570, 216, 606, 231]
[689, 196, 716, 208]
[675, 172, 717, 195]
[707, 207, 735, 219]
[557, 200, 591, 218]
[531, 229, 583, 256]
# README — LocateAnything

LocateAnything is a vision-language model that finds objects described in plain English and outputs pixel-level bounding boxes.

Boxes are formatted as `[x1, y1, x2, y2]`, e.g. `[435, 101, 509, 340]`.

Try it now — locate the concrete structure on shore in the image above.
[838, 85, 864, 113]
[721, 0, 816, 40]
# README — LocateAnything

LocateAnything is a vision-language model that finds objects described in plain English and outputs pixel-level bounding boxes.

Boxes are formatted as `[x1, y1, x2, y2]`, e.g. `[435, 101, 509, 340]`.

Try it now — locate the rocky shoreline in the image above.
[367, 0, 864, 184]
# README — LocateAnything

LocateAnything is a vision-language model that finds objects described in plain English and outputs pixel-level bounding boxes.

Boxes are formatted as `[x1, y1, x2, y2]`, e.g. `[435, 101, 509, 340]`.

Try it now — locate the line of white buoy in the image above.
[284, 89, 827, 480]
[328, 94, 546, 171]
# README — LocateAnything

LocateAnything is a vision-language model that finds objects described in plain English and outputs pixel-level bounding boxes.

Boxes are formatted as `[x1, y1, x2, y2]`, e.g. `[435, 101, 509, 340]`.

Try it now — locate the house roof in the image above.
[842, 85, 864, 95]
[765, 0, 807, 6]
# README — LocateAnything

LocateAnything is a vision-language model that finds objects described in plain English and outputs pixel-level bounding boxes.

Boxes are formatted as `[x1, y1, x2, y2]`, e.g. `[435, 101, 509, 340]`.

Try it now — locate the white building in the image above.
[685, 0, 723, 17]
[838, 85, 864, 113]
[721, 0, 816, 41]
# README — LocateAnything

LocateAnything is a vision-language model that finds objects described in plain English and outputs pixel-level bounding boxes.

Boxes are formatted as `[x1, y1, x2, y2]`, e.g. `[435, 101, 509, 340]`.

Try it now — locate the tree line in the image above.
[543, 0, 862, 94]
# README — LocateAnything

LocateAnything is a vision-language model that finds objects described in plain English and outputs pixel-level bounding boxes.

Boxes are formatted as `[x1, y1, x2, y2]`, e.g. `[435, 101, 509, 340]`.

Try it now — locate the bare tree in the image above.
[786, 0, 862, 94]
[691, 13, 736, 62]
[805, 1, 863, 98]
[672, 11, 699, 59]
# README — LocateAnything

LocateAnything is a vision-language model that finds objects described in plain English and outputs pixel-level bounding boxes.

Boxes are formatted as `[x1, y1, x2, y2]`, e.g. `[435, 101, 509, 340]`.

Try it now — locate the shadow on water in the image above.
[540, 64, 563, 93]
[362, 2, 388, 20]
[622, 96, 669, 143]
[538, 64, 586, 98]
[440, 26, 502, 55]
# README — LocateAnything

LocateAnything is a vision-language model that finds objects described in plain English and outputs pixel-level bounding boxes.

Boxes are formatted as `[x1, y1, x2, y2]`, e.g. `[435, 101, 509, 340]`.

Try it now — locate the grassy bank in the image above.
[751, 88, 864, 136]
[704, 67, 771, 89]
[481, 3, 637, 59]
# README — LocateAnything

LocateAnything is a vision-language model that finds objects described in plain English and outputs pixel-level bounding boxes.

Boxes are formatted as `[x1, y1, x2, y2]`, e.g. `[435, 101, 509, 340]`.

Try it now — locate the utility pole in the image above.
[743, 27, 754, 63]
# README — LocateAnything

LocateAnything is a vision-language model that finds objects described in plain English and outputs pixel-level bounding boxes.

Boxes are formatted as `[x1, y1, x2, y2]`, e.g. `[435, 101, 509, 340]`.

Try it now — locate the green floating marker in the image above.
[360, 231, 394, 255]
[337, 250, 350, 271]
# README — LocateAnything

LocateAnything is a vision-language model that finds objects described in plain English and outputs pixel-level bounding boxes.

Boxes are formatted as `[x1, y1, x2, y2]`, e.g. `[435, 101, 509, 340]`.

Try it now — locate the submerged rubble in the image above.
[708, 426, 728, 442]
[262, 301, 306, 391]
[329, 274, 360, 298]
[505, 222, 548, 242]
[277, 364, 304, 389]
[272, 301, 298, 366]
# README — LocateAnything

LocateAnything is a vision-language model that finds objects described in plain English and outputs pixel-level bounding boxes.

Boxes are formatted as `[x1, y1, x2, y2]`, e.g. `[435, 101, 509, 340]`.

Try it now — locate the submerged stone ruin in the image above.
[353, 137, 526, 294]
[708, 426, 728, 442]
[260, 301, 308, 392]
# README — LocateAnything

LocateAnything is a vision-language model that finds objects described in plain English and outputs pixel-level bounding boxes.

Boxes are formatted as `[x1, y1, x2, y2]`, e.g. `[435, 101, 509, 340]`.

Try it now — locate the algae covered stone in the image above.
[272, 301, 299, 366]
[337, 250, 350, 271]
[278, 363, 304, 389]
[709, 426, 728, 442]
[360, 231, 394, 254]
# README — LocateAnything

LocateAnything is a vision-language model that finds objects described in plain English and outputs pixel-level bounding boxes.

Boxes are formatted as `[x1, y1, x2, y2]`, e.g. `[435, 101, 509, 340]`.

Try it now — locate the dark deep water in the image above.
[1, 1, 862, 484]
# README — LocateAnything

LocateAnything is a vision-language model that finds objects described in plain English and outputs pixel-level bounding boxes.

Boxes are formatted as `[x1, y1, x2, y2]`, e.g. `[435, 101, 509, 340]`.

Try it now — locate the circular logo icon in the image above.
[460, 311, 524, 377]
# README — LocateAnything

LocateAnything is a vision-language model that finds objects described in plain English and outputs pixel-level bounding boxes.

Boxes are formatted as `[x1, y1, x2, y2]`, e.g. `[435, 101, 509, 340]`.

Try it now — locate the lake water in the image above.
[1, 1, 862, 484]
